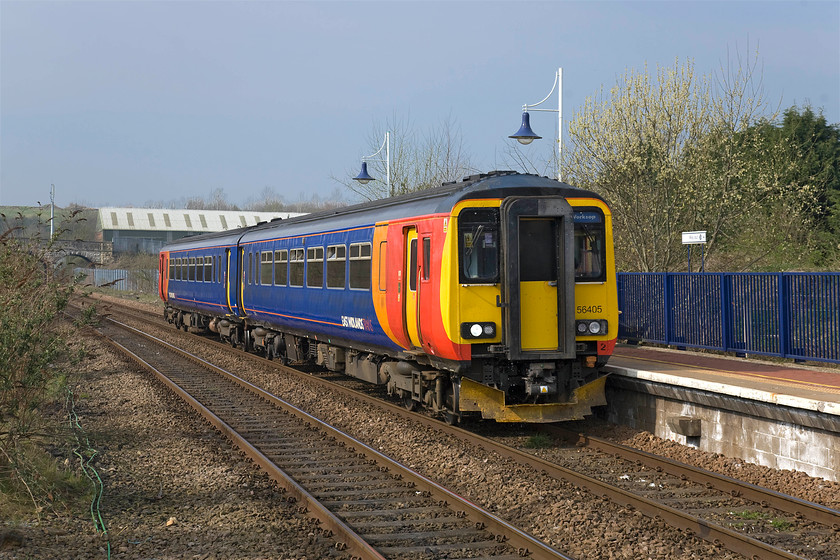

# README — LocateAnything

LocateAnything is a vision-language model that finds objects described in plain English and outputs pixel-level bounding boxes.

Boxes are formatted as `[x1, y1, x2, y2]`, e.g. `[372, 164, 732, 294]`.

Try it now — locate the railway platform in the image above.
[602, 345, 840, 481]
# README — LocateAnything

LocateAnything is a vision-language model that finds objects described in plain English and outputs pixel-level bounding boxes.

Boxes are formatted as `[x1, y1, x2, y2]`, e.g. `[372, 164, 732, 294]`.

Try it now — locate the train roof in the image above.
[161, 172, 606, 252]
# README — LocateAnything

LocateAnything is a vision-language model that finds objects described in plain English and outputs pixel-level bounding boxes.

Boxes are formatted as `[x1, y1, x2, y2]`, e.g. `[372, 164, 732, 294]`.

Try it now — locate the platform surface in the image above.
[605, 345, 840, 417]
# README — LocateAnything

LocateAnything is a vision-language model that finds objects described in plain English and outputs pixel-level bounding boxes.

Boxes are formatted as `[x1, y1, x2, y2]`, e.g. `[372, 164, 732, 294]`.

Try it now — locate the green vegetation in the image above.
[731, 510, 793, 531]
[565, 54, 839, 272]
[523, 432, 555, 449]
[0, 220, 90, 519]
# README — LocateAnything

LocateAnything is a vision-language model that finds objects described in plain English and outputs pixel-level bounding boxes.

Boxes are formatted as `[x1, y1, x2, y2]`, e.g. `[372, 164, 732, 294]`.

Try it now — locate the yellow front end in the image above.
[439, 197, 617, 422]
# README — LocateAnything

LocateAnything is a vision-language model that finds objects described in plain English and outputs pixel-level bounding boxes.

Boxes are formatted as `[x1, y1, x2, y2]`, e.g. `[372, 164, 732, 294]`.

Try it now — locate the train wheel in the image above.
[443, 410, 459, 425]
[402, 392, 417, 412]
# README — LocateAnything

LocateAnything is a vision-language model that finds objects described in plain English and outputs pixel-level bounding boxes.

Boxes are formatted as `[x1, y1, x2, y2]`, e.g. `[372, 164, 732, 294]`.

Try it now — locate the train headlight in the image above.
[576, 320, 608, 336]
[461, 322, 497, 339]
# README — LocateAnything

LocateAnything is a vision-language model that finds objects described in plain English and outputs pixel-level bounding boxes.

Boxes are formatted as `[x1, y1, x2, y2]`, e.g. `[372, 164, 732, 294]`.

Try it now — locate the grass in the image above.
[730, 510, 793, 532]
[0, 442, 92, 522]
[523, 433, 554, 449]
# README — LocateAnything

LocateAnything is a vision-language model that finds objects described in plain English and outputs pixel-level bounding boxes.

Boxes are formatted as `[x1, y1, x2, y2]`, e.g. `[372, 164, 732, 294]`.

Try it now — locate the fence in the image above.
[75, 268, 159, 294]
[618, 272, 840, 364]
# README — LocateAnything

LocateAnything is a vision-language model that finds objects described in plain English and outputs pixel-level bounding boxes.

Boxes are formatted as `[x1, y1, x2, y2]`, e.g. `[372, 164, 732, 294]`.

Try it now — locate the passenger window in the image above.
[261, 251, 273, 285]
[349, 243, 372, 290]
[274, 250, 287, 286]
[327, 245, 346, 289]
[289, 248, 304, 287]
[307, 247, 324, 287]
[204, 256, 212, 283]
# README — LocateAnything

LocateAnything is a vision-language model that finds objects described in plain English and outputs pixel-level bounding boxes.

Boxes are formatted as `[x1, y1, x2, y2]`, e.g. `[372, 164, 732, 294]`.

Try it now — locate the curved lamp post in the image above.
[509, 67, 563, 182]
[353, 131, 391, 197]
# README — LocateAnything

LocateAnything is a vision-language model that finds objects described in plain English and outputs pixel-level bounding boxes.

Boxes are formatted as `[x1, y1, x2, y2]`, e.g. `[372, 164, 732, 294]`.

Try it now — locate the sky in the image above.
[1, 0, 838, 209]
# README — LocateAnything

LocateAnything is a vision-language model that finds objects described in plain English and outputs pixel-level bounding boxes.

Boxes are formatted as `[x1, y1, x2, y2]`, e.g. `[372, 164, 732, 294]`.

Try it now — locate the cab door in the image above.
[404, 227, 421, 348]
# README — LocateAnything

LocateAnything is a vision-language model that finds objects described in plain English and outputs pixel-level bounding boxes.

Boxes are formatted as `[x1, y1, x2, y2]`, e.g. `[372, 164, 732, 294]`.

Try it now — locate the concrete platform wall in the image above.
[605, 382, 840, 482]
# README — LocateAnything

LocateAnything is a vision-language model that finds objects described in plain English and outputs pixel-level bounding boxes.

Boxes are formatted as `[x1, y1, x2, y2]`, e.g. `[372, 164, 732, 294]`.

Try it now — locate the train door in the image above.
[500, 197, 575, 359]
[519, 218, 558, 350]
[404, 227, 421, 348]
[158, 252, 168, 301]
[225, 248, 237, 315]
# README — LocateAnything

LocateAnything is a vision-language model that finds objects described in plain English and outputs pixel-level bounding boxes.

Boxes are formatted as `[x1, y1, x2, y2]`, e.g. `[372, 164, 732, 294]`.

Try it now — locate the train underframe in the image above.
[164, 305, 608, 423]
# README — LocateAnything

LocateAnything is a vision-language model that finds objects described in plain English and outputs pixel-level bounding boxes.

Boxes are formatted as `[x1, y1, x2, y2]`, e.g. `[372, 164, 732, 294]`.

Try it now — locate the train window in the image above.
[197, 256, 205, 282]
[215, 255, 220, 283]
[409, 239, 418, 291]
[574, 210, 606, 282]
[520, 219, 556, 282]
[261, 251, 273, 285]
[189, 257, 195, 281]
[274, 250, 287, 286]
[422, 237, 431, 281]
[181, 258, 187, 281]
[248, 252, 254, 285]
[204, 256, 212, 282]
[349, 243, 372, 290]
[307, 247, 324, 288]
[289, 248, 304, 287]
[458, 208, 499, 284]
[169, 258, 174, 280]
[326, 245, 346, 289]
[378, 242, 387, 291]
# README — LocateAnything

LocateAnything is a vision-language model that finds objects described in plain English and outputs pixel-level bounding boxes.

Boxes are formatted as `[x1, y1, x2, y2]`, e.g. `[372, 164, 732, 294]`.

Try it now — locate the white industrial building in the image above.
[97, 208, 306, 254]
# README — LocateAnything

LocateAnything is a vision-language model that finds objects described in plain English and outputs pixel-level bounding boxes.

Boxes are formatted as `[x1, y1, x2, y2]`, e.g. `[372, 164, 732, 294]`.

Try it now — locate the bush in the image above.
[0, 222, 78, 515]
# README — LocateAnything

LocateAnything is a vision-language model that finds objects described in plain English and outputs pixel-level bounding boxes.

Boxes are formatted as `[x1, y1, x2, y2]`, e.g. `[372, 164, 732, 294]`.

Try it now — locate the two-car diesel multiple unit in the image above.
[159, 171, 618, 423]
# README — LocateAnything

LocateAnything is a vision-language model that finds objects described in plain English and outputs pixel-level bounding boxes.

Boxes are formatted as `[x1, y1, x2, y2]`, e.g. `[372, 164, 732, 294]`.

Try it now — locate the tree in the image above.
[564, 51, 809, 272]
[335, 114, 476, 201]
[566, 58, 715, 271]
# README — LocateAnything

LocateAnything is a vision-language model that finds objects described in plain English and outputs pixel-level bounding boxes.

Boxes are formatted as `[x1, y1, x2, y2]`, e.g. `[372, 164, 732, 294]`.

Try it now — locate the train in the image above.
[158, 171, 618, 423]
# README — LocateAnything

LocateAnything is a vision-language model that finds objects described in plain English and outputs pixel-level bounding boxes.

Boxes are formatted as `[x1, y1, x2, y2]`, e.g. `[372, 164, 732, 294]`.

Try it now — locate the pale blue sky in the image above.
[2, 1, 838, 207]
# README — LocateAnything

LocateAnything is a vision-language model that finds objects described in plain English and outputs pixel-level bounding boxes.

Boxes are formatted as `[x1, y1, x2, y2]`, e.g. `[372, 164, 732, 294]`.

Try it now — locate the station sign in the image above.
[681, 231, 707, 245]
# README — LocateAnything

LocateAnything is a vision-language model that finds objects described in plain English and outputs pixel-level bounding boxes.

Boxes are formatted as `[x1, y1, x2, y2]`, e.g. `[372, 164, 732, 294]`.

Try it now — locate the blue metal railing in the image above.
[618, 272, 840, 364]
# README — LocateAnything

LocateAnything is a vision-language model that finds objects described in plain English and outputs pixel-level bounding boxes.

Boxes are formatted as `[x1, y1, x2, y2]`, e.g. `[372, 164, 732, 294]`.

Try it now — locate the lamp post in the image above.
[353, 131, 391, 197]
[509, 67, 563, 182]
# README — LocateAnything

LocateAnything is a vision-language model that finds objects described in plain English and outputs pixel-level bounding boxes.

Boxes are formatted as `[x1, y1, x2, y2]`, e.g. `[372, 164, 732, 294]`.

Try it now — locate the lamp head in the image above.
[509, 111, 541, 145]
[353, 161, 374, 184]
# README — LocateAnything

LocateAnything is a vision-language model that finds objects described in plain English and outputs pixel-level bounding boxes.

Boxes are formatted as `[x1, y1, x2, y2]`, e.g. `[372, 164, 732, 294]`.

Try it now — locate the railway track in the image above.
[80, 295, 840, 559]
[77, 302, 575, 560]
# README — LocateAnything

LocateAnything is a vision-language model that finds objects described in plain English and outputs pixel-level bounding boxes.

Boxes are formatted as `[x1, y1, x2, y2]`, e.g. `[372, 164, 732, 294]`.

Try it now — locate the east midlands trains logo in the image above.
[341, 315, 373, 331]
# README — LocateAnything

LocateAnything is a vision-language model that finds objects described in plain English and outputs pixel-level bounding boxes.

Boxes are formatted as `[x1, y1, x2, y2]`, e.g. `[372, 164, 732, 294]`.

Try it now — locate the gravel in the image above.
[5, 291, 836, 560]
